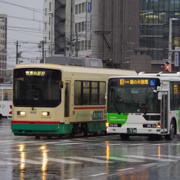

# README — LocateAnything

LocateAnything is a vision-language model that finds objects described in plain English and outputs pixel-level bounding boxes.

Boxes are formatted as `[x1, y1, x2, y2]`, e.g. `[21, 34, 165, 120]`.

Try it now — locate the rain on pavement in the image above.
[0, 118, 180, 180]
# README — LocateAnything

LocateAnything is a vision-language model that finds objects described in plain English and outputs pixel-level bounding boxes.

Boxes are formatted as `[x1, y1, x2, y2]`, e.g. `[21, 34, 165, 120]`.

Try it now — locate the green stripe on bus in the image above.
[11, 123, 72, 135]
[108, 113, 128, 125]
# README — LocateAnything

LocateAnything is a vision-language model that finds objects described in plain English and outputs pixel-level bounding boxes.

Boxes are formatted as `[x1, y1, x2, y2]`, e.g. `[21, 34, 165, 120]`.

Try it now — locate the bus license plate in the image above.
[109, 124, 118, 127]
[127, 128, 137, 134]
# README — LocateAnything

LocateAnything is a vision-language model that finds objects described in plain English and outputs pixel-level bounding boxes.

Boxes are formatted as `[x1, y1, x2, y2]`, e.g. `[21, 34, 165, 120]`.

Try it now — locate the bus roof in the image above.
[138, 71, 180, 77]
[13, 63, 137, 76]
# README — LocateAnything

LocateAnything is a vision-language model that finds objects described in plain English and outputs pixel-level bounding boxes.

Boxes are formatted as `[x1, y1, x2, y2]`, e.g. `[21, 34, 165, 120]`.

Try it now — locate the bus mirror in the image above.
[59, 81, 63, 88]
[153, 90, 157, 93]
[158, 92, 162, 100]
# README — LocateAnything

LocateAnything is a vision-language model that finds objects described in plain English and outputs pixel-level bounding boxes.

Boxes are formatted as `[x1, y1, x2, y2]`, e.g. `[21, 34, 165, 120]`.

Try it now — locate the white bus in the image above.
[0, 84, 12, 119]
[107, 72, 180, 141]
[11, 63, 136, 137]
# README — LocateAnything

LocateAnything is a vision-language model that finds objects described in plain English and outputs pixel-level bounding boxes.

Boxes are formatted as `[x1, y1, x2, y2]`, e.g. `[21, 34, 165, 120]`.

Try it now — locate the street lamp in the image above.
[168, 18, 179, 72]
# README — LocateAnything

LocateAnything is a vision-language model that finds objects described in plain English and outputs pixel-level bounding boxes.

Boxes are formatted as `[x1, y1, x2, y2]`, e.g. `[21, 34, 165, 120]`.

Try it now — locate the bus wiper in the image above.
[112, 102, 121, 114]
[141, 106, 148, 115]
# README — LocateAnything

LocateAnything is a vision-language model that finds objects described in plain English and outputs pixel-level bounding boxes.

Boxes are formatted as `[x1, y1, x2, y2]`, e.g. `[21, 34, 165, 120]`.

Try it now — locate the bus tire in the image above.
[120, 134, 129, 141]
[0, 114, 2, 119]
[165, 120, 176, 141]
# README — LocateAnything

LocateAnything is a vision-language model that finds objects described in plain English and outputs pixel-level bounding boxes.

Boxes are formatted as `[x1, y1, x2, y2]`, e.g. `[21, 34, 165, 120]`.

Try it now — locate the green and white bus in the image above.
[107, 72, 180, 141]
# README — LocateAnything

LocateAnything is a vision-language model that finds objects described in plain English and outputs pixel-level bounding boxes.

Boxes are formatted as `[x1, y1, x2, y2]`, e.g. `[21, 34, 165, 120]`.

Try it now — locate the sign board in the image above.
[87, 3, 91, 12]
[174, 52, 179, 67]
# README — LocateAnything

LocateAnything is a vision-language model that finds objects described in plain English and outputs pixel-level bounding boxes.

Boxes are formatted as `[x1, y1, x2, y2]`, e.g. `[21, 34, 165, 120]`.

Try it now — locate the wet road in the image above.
[1, 118, 180, 180]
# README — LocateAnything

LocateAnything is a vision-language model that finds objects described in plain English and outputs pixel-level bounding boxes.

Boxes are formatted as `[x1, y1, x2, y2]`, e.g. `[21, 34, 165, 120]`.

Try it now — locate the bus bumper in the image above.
[11, 121, 72, 135]
[107, 126, 161, 135]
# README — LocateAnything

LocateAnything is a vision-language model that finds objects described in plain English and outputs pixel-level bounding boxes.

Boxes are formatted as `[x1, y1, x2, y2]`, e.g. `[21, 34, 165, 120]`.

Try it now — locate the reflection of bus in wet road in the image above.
[107, 72, 180, 141]
[0, 84, 12, 119]
[11, 63, 136, 137]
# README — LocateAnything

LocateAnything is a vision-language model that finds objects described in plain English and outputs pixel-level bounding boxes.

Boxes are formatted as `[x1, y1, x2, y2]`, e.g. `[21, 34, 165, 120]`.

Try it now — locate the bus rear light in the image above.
[17, 111, 26, 117]
[157, 123, 161, 128]
[41, 111, 50, 117]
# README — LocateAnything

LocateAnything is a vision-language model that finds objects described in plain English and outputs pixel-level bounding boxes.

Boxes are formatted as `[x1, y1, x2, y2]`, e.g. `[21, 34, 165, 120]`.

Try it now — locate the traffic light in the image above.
[162, 61, 171, 72]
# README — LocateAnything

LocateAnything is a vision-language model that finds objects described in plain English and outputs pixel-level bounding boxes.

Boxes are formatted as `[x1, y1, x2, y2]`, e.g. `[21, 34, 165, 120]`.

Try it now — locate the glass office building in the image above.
[140, 0, 180, 62]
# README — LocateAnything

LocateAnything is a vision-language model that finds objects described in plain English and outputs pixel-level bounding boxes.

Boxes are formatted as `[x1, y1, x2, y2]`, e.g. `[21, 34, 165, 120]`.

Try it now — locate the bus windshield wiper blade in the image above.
[112, 103, 121, 114]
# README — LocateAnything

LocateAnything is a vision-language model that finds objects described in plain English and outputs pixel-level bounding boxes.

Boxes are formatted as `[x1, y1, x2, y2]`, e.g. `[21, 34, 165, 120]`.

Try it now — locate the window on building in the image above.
[75, 5, 78, 14]
[45, 8, 47, 15]
[79, 4, 82, 13]
[49, 2, 51, 12]
[44, 22, 47, 30]
[82, 22, 85, 31]
[78, 22, 81, 32]
[0, 90, 2, 101]
[82, 3, 86, 13]
[75, 23, 78, 33]
[49, 17, 51, 26]
[81, 41, 84, 50]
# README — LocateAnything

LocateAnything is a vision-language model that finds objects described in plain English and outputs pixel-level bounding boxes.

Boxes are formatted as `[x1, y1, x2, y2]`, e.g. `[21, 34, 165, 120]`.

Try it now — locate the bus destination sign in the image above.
[120, 79, 157, 86]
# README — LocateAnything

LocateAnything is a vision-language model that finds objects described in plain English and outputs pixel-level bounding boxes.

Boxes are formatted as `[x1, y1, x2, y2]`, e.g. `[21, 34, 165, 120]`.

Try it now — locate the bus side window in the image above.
[3, 89, 13, 101]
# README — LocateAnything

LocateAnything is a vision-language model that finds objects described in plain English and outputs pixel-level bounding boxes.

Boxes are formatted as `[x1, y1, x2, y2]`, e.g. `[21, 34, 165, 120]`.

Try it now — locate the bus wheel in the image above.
[165, 120, 176, 141]
[120, 134, 129, 141]
[0, 114, 2, 119]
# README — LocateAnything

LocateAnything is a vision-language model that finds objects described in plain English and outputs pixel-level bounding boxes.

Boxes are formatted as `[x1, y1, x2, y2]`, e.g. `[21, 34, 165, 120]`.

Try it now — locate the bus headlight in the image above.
[41, 111, 50, 117]
[17, 111, 26, 117]
[106, 122, 109, 127]
[157, 123, 161, 128]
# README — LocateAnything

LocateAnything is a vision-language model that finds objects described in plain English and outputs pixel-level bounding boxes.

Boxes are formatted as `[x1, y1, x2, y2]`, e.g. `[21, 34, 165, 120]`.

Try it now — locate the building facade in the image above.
[74, 0, 92, 57]
[43, 0, 94, 58]
[140, 0, 180, 71]
[92, 0, 140, 68]
[0, 14, 7, 82]
[43, 0, 74, 58]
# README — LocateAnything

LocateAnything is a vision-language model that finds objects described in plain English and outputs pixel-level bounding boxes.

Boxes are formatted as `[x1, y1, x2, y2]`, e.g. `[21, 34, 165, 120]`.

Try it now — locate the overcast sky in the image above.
[0, 0, 43, 67]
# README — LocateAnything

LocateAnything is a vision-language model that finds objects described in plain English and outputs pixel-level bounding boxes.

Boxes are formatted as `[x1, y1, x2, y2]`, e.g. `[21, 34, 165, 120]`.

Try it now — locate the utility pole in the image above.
[50, 13, 53, 56]
[16, 41, 19, 64]
[75, 30, 78, 57]
[42, 41, 45, 63]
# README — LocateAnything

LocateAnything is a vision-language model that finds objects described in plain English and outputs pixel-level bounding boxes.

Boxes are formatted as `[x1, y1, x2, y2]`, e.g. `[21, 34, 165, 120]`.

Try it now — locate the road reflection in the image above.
[19, 144, 25, 180]
[40, 145, 48, 180]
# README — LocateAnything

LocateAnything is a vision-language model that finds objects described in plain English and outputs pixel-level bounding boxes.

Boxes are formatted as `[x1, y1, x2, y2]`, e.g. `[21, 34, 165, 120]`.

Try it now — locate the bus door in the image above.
[160, 92, 168, 134]
[64, 81, 71, 124]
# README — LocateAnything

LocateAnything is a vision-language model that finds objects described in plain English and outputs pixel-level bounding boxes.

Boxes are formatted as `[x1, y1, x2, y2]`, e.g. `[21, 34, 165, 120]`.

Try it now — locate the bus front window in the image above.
[13, 68, 61, 107]
[108, 79, 160, 114]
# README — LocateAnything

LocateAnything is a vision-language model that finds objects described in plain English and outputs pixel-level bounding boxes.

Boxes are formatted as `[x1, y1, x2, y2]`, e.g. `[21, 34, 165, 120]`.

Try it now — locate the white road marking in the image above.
[126, 155, 176, 162]
[96, 156, 144, 163]
[141, 163, 158, 167]
[0, 160, 17, 165]
[8, 158, 42, 165]
[153, 155, 180, 159]
[45, 157, 82, 165]
[90, 173, 108, 177]
[54, 143, 83, 146]
[66, 157, 112, 163]
[117, 167, 134, 172]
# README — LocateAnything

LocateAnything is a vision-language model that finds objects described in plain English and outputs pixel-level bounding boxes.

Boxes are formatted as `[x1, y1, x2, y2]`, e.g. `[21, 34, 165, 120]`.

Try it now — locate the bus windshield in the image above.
[108, 78, 160, 114]
[13, 68, 61, 107]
